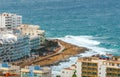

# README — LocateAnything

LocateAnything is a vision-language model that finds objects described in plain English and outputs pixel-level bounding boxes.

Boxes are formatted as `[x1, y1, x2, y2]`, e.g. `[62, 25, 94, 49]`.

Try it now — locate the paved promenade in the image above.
[19, 41, 65, 67]
[11, 39, 87, 67]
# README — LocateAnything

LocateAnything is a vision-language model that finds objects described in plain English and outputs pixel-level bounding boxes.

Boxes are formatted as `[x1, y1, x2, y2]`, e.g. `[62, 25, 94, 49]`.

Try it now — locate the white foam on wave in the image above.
[52, 35, 113, 76]
[64, 35, 100, 46]
[59, 35, 113, 54]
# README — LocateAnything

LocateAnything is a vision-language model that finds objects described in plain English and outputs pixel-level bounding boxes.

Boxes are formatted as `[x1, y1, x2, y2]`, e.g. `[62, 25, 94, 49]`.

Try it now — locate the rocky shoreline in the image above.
[12, 39, 88, 67]
[35, 39, 88, 66]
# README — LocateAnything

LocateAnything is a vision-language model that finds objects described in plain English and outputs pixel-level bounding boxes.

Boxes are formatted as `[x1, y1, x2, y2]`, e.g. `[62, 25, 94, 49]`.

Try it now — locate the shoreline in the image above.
[12, 39, 88, 67]
[34, 39, 88, 66]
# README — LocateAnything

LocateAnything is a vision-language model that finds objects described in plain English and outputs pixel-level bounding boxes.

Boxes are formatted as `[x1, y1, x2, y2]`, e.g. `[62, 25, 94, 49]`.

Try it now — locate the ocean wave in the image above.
[64, 35, 100, 46]
[58, 35, 113, 54]
[52, 35, 113, 75]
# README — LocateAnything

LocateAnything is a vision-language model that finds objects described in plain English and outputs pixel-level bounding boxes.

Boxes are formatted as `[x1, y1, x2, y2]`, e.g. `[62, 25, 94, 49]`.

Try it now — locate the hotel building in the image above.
[18, 24, 45, 50]
[0, 29, 30, 62]
[60, 54, 120, 77]
[0, 13, 22, 29]
[21, 66, 51, 77]
[0, 13, 45, 62]
[0, 13, 46, 62]
[76, 55, 120, 77]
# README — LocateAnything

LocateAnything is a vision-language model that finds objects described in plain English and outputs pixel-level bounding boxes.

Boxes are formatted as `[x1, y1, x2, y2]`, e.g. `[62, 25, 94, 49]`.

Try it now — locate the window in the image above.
[99, 68, 101, 70]
[112, 63, 114, 66]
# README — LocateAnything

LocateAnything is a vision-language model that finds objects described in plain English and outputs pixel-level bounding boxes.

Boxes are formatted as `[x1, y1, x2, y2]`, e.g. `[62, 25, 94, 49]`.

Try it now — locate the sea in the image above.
[0, 0, 120, 75]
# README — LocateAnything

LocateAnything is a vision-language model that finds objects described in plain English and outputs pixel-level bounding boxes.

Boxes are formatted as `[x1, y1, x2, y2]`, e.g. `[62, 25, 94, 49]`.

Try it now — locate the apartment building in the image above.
[0, 63, 51, 77]
[0, 63, 20, 77]
[0, 12, 46, 62]
[76, 55, 120, 77]
[0, 29, 30, 62]
[76, 57, 98, 77]
[17, 24, 45, 50]
[0, 13, 22, 29]
[21, 66, 51, 77]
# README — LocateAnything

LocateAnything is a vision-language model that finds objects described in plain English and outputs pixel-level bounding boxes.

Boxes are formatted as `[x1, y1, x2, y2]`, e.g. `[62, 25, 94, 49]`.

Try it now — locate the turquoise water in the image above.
[0, 0, 120, 55]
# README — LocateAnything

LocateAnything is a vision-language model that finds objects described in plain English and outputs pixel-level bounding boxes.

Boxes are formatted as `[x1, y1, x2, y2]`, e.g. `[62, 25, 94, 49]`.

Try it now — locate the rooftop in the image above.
[0, 12, 21, 17]
[19, 24, 40, 29]
[21, 66, 51, 74]
[63, 68, 75, 71]
[77, 54, 120, 67]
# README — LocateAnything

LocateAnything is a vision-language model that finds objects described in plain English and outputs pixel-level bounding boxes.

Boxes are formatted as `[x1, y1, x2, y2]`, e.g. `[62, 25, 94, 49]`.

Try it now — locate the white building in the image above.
[0, 13, 22, 29]
[61, 64, 76, 77]
[0, 13, 46, 62]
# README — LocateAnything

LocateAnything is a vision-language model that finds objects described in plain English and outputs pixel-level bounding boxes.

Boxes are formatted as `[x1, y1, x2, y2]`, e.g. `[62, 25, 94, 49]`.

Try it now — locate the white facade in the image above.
[61, 64, 76, 77]
[0, 13, 22, 29]
[99, 65, 106, 77]
[61, 69, 75, 77]
[76, 61, 82, 77]
[0, 15, 5, 28]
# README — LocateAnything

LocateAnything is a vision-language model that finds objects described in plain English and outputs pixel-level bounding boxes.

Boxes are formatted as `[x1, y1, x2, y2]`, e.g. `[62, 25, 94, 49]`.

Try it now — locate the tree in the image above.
[72, 70, 77, 77]
[56, 75, 61, 77]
